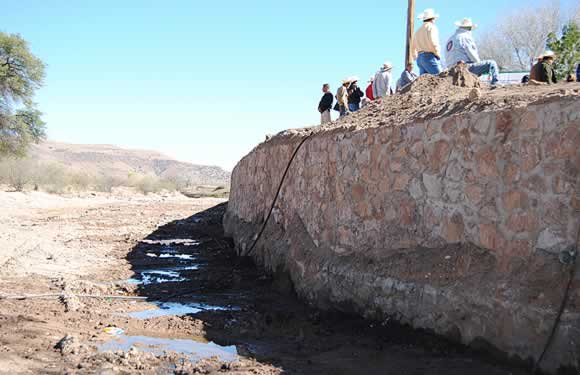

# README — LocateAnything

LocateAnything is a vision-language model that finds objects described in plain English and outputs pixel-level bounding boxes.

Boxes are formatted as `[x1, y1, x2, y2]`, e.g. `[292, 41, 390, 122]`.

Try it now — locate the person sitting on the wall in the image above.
[444, 18, 500, 86]
[530, 51, 558, 85]
[399, 63, 418, 90]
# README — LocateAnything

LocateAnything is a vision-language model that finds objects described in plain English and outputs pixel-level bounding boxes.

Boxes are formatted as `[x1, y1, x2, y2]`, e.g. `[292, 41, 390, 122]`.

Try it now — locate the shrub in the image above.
[0, 158, 36, 191]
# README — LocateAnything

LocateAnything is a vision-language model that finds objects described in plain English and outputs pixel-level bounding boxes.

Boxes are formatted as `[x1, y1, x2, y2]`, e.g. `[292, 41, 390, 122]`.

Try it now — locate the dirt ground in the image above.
[0, 190, 531, 374]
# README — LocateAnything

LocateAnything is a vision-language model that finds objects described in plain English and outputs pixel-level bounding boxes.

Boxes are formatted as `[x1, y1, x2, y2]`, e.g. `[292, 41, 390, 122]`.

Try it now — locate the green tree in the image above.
[547, 22, 580, 80]
[0, 32, 46, 157]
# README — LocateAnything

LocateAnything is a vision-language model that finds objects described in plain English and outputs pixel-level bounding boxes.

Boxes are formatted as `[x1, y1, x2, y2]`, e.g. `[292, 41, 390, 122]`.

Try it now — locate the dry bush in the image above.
[95, 175, 127, 193]
[0, 158, 36, 191]
[35, 163, 69, 193]
[0, 158, 183, 195]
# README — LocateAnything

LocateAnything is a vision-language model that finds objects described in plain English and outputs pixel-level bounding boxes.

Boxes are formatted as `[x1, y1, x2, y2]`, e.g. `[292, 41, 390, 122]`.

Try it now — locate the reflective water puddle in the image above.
[146, 252, 194, 260]
[141, 239, 200, 246]
[126, 270, 186, 285]
[125, 265, 200, 285]
[123, 302, 231, 319]
[99, 334, 237, 362]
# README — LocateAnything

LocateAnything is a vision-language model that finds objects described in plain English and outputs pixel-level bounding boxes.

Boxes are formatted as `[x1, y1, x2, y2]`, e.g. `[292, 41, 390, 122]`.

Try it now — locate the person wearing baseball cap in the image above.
[444, 18, 500, 86]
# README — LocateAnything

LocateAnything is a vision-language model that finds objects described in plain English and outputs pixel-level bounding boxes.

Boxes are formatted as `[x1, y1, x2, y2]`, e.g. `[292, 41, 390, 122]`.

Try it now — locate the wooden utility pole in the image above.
[405, 0, 415, 67]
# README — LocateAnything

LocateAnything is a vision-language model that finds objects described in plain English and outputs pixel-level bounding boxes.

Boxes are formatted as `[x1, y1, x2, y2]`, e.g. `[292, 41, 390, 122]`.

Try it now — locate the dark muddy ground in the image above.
[127, 202, 531, 375]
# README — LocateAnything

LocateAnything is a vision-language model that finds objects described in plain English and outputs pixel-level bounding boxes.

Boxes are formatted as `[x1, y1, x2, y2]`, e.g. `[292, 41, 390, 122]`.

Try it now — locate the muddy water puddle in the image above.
[126, 244, 200, 285]
[99, 334, 237, 362]
[141, 238, 201, 246]
[123, 238, 237, 319]
[125, 267, 199, 285]
[123, 301, 233, 319]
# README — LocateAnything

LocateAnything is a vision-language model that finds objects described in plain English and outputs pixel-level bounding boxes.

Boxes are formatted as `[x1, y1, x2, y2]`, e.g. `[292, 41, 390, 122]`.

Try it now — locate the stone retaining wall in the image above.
[224, 97, 580, 373]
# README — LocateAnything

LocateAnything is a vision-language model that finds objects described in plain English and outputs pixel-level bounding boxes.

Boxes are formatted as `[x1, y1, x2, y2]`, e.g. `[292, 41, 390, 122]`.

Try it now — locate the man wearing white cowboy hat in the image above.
[412, 8, 443, 75]
[444, 18, 500, 85]
[372, 62, 393, 98]
[530, 50, 558, 85]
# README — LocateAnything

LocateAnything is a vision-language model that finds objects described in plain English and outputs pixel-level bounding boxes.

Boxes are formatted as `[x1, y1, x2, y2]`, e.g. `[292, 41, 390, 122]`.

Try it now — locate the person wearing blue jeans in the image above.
[444, 18, 500, 85]
[347, 78, 364, 112]
[467, 60, 499, 84]
[417, 52, 443, 75]
[412, 9, 443, 75]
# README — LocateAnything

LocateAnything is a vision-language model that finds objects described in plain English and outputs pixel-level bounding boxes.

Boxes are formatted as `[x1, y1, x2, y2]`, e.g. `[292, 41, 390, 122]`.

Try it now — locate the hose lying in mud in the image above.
[245, 131, 315, 257]
[533, 225, 579, 373]
[0, 293, 148, 301]
[157, 132, 315, 302]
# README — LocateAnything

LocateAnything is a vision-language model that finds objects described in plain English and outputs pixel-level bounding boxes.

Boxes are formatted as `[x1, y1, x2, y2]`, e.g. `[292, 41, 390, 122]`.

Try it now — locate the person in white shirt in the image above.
[444, 18, 500, 85]
[372, 62, 393, 98]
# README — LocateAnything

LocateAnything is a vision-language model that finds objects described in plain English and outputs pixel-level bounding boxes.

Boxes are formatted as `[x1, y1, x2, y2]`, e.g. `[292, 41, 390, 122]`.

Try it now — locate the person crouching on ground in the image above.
[318, 83, 333, 124]
[444, 18, 500, 86]
[373, 62, 393, 98]
[412, 8, 443, 75]
[336, 79, 350, 117]
[399, 63, 418, 90]
[347, 77, 364, 112]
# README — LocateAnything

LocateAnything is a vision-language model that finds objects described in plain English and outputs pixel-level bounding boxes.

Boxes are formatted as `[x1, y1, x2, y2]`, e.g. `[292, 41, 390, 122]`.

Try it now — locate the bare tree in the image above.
[478, 31, 518, 70]
[477, 0, 562, 70]
[570, 5, 580, 26]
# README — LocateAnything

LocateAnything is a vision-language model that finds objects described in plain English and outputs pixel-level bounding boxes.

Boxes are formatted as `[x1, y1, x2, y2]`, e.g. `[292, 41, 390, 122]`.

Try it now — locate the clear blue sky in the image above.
[0, 1, 573, 169]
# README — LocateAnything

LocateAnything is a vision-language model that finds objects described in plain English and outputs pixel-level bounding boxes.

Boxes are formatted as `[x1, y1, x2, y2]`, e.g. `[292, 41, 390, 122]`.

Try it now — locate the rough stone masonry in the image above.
[224, 86, 580, 373]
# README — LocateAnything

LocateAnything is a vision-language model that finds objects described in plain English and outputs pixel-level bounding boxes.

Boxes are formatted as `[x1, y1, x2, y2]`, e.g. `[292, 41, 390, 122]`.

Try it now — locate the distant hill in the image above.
[31, 141, 230, 186]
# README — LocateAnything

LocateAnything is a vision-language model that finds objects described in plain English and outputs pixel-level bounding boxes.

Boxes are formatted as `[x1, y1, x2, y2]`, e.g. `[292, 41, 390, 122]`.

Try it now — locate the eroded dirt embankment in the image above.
[225, 81, 580, 373]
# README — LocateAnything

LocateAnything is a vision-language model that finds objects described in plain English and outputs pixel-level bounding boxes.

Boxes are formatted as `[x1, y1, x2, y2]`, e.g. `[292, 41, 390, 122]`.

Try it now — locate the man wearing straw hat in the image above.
[372, 62, 393, 98]
[412, 8, 443, 75]
[444, 18, 500, 85]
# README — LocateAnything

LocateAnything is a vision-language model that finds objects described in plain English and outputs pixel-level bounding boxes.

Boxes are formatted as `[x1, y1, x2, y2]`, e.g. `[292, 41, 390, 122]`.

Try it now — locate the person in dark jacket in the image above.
[537, 51, 557, 84]
[347, 77, 364, 112]
[318, 83, 333, 124]
[576, 63, 579, 83]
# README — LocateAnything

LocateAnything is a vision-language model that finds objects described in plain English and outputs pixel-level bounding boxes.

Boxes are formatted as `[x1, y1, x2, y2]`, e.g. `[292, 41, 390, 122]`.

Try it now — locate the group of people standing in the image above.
[318, 7, 573, 125]
[318, 62, 397, 124]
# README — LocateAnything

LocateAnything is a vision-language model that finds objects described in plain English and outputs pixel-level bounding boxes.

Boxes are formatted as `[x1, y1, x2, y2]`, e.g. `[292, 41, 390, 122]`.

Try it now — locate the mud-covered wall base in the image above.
[225, 212, 580, 372]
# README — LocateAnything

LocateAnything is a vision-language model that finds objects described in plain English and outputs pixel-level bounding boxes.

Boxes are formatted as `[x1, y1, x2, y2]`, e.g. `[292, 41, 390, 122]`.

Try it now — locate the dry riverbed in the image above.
[0, 190, 529, 374]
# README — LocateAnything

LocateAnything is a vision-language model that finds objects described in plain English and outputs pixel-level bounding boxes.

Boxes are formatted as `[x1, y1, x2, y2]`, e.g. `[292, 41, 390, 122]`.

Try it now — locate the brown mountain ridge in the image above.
[31, 141, 230, 187]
